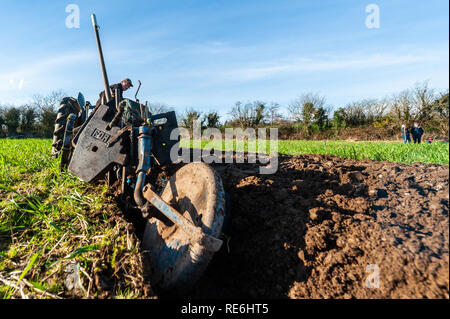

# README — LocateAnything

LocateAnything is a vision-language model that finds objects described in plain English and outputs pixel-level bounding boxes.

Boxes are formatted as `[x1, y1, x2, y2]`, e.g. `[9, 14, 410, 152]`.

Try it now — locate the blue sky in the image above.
[0, 0, 448, 119]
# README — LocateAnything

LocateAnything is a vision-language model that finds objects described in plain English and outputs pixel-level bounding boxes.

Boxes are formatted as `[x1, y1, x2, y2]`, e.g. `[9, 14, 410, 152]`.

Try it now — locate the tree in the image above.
[32, 90, 66, 137]
[229, 101, 266, 128]
[313, 106, 327, 129]
[3, 107, 21, 135]
[431, 91, 449, 136]
[251, 101, 266, 126]
[229, 101, 250, 127]
[302, 102, 315, 126]
[148, 102, 170, 115]
[388, 90, 413, 125]
[32, 90, 66, 112]
[266, 102, 282, 125]
[365, 98, 388, 123]
[204, 111, 221, 128]
[181, 108, 204, 129]
[287, 100, 302, 122]
[19, 105, 37, 135]
[288, 93, 326, 124]
[411, 81, 436, 123]
[0, 105, 5, 127]
[40, 109, 58, 137]
[341, 101, 367, 127]
[333, 108, 346, 128]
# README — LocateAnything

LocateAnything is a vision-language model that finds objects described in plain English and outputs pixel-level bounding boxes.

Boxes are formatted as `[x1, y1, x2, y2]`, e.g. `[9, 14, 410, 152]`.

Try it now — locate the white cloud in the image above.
[0, 51, 95, 93]
[221, 51, 447, 82]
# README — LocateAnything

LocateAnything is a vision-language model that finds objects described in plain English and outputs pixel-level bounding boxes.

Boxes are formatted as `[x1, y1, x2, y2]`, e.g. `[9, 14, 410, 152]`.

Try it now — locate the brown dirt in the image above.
[147, 152, 449, 299]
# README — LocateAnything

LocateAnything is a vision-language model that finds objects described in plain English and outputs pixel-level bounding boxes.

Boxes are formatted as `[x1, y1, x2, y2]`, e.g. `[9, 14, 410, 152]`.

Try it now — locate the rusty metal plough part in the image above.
[142, 185, 223, 253]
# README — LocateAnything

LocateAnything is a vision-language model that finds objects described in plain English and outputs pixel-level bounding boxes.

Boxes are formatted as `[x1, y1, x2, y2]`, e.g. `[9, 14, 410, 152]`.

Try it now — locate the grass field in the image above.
[0, 138, 145, 299]
[0, 137, 448, 298]
[180, 138, 449, 165]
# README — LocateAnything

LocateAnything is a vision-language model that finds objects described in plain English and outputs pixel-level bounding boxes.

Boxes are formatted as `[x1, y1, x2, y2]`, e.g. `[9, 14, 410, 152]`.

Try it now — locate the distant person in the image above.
[401, 124, 411, 144]
[95, 78, 134, 108]
[411, 122, 424, 144]
[426, 136, 433, 144]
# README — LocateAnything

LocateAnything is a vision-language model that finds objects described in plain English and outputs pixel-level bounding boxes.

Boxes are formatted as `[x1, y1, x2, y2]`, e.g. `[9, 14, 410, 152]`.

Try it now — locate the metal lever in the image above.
[91, 14, 112, 103]
[142, 186, 223, 252]
[135, 80, 142, 102]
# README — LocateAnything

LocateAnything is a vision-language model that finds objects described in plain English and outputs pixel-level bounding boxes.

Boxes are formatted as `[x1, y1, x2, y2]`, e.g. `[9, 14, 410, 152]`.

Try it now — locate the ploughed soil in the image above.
[139, 152, 449, 299]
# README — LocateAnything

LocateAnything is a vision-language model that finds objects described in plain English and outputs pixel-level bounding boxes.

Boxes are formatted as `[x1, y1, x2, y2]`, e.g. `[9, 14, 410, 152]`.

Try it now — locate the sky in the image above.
[0, 0, 448, 120]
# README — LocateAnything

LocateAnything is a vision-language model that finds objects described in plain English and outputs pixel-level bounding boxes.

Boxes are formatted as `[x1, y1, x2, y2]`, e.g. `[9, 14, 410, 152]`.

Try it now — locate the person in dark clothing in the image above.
[411, 122, 424, 144]
[401, 124, 411, 144]
[95, 78, 133, 108]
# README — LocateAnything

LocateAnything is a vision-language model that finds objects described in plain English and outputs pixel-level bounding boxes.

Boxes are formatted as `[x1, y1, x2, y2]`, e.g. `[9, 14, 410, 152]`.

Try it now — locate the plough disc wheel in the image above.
[142, 162, 226, 292]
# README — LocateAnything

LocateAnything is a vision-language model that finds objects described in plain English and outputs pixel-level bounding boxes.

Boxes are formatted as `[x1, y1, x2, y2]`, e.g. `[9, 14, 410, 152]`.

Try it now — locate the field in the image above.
[181, 139, 449, 165]
[0, 138, 448, 298]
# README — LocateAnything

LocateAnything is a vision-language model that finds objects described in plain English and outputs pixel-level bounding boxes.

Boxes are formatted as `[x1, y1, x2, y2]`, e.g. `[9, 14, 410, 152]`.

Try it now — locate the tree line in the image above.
[177, 81, 448, 137]
[0, 90, 66, 137]
[1, 81, 448, 138]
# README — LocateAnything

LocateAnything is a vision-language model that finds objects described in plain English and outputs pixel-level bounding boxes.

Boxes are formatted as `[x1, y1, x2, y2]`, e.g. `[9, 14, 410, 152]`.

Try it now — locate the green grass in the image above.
[0, 138, 145, 299]
[181, 139, 449, 165]
[277, 140, 449, 164]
